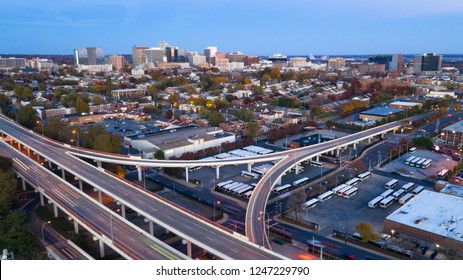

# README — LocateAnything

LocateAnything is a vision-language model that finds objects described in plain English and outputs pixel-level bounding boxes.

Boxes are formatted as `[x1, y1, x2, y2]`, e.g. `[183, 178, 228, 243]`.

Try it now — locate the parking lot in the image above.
[297, 173, 418, 238]
[381, 148, 457, 180]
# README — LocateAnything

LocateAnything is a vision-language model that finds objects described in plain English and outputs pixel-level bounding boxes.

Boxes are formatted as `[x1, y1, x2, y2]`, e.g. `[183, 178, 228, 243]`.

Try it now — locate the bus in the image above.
[301, 198, 319, 211]
[357, 171, 372, 181]
[273, 184, 292, 194]
[241, 170, 259, 179]
[379, 196, 395, 208]
[437, 169, 449, 179]
[380, 189, 394, 198]
[401, 182, 414, 192]
[409, 157, 421, 167]
[290, 165, 304, 173]
[337, 185, 353, 196]
[368, 196, 384, 208]
[399, 193, 414, 205]
[216, 180, 233, 190]
[412, 186, 424, 195]
[317, 191, 334, 202]
[343, 187, 359, 199]
[385, 179, 398, 189]
[405, 156, 417, 165]
[416, 158, 427, 168]
[346, 177, 360, 186]
[243, 190, 253, 200]
[421, 159, 432, 169]
[189, 166, 202, 171]
[332, 184, 347, 195]
[309, 160, 324, 167]
[408, 147, 417, 153]
[392, 189, 406, 200]
[293, 177, 310, 187]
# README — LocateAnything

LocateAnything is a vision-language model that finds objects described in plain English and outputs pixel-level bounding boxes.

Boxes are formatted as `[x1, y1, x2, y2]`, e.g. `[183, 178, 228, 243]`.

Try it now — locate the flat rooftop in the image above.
[389, 101, 422, 107]
[440, 184, 463, 198]
[386, 190, 463, 243]
[442, 119, 463, 133]
[360, 107, 403, 117]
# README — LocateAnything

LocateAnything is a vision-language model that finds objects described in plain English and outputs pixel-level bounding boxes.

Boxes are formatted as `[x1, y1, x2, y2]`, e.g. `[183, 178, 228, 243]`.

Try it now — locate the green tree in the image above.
[0, 94, 9, 113]
[0, 172, 17, 216]
[93, 133, 122, 154]
[15, 86, 33, 101]
[412, 137, 434, 149]
[154, 150, 165, 160]
[234, 108, 254, 122]
[75, 96, 89, 113]
[354, 222, 379, 242]
[287, 189, 306, 220]
[0, 156, 13, 171]
[18, 105, 38, 129]
[207, 111, 225, 126]
[42, 116, 70, 143]
[245, 122, 259, 139]
[82, 124, 106, 149]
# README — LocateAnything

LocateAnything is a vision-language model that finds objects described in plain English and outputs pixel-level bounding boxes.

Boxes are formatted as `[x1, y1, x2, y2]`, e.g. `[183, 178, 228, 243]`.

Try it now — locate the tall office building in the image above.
[327, 57, 345, 70]
[368, 54, 402, 71]
[414, 53, 442, 73]
[165, 46, 179, 63]
[144, 48, 165, 65]
[108, 55, 126, 70]
[132, 46, 149, 67]
[74, 47, 104, 65]
[226, 52, 246, 63]
[204, 46, 217, 64]
[0, 57, 27, 69]
[268, 54, 288, 68]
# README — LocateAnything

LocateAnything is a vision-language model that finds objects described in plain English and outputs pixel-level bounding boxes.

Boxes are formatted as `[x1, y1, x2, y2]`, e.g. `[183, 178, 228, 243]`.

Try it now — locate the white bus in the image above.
[301, 198, 319, 211]
[357, 171, 372, 181]
[401, 182, 415, 192]
[346, 177, 360, 186]
[408, 147, 417, 153]
[273, 184, 292, 194]
[290, 165, 304, 173]
[216, 180, 233, 189]
[241, 170, 259, 179]
[385, 179, 398, 189]
[437, 169, 449, 179]
[412, 186, 424, 195]
[380, 189, 394, 198]
[379, 196, 395, 208]
[189, 166, 202, 171]
[317, 191, 334, 202]
[292, 177, 310, 187]
[416, 158, 427, 168]
[368, 196, 384, 208]
[409, 157, 421, 167]
[405, 156, 416, 165]
[337, 185, 353, 196]
[309, 160, 324, 167]
[392, 189, 406, 200]
[399, 193, 414, 204]
[421, 159, 432, 169]
[343, 187, 359, 199]
[243, 190, 253, 200]
[222, 182, 240, 192]
[332, 184, 347, 195]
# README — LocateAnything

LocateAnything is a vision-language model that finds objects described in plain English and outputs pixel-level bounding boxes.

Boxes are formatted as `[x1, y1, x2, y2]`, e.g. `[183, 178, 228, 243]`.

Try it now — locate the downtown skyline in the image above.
[1, 0, 463, 56]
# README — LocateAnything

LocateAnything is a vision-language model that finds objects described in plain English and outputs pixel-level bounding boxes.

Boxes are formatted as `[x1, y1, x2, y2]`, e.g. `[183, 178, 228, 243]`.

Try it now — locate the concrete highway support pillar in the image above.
[48, 161, 52, 169]
[276, 176, 282, 185]
[39, 192, 45, 206]
[137, 166, 142, 182]
[36, 154, 41, 163]
[98, 190, 102, 204]
[353, 142, 357, 150]
[74, 220, 79, 234]
[21, 176, 26, 191]
[316, 156, 319, 162]
[17, 141, 21, 150]
[61, 168, 66, 180]
[336, 149, 340, 157]
[182, 240, 193, 258]
[247, 163, 252, 172]
[96, 161, 102, 169]
[215, 166, 220, 180]
[121, 204, 126, 219]
[149, 221, 154, 236]
[78, 179, 83, 191]
[99, 239, 105, 258]
[27, 147, 31, 156]
[53, 204, 58, 218]
[185, 167, 189, 183]
[368, 137, 372, 143]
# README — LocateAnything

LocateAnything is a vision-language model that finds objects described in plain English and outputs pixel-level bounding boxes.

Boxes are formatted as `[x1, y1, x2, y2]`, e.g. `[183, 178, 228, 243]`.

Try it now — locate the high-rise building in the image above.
[132, 46, 149, 67]
[244, 56, 260, 66]
[165, 46, 179, 63]
[74, 47, 104, 65]
[368, 54, 402, 71]
[187, 52, 207, 67]
[0, 57, 27, 69]
[414, 53, 442, 73]
[268, 54, 288, 68]
[144, 48, 165, 65]
[327, 57, 345, 70]
[108, 55, 126, 70]
[204, 46, 217, 64]
[290, 57, 309, 67]
[226, 52, 245, 63]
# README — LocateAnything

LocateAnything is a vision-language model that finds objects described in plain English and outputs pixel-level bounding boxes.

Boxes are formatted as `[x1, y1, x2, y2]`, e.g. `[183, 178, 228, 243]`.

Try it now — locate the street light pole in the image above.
[36, 120, 44, 136]
[213, 201, 221, 222]
[72, 130, 80, 147]
[41, 221, 51, 244]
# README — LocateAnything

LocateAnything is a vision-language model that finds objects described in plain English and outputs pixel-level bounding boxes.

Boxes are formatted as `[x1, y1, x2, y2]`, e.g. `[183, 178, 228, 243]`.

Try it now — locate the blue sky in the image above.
[1, 0, 462, 55]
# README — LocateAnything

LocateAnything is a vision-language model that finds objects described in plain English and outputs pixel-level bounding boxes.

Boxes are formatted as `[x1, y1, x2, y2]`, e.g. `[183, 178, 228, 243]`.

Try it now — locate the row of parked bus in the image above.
[368, 182, 424, 209]
[273, 177, 312, 195]
[404, 156, 432, 169]
[301, 190, 336, 211]
[215, 180, 256, 200]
